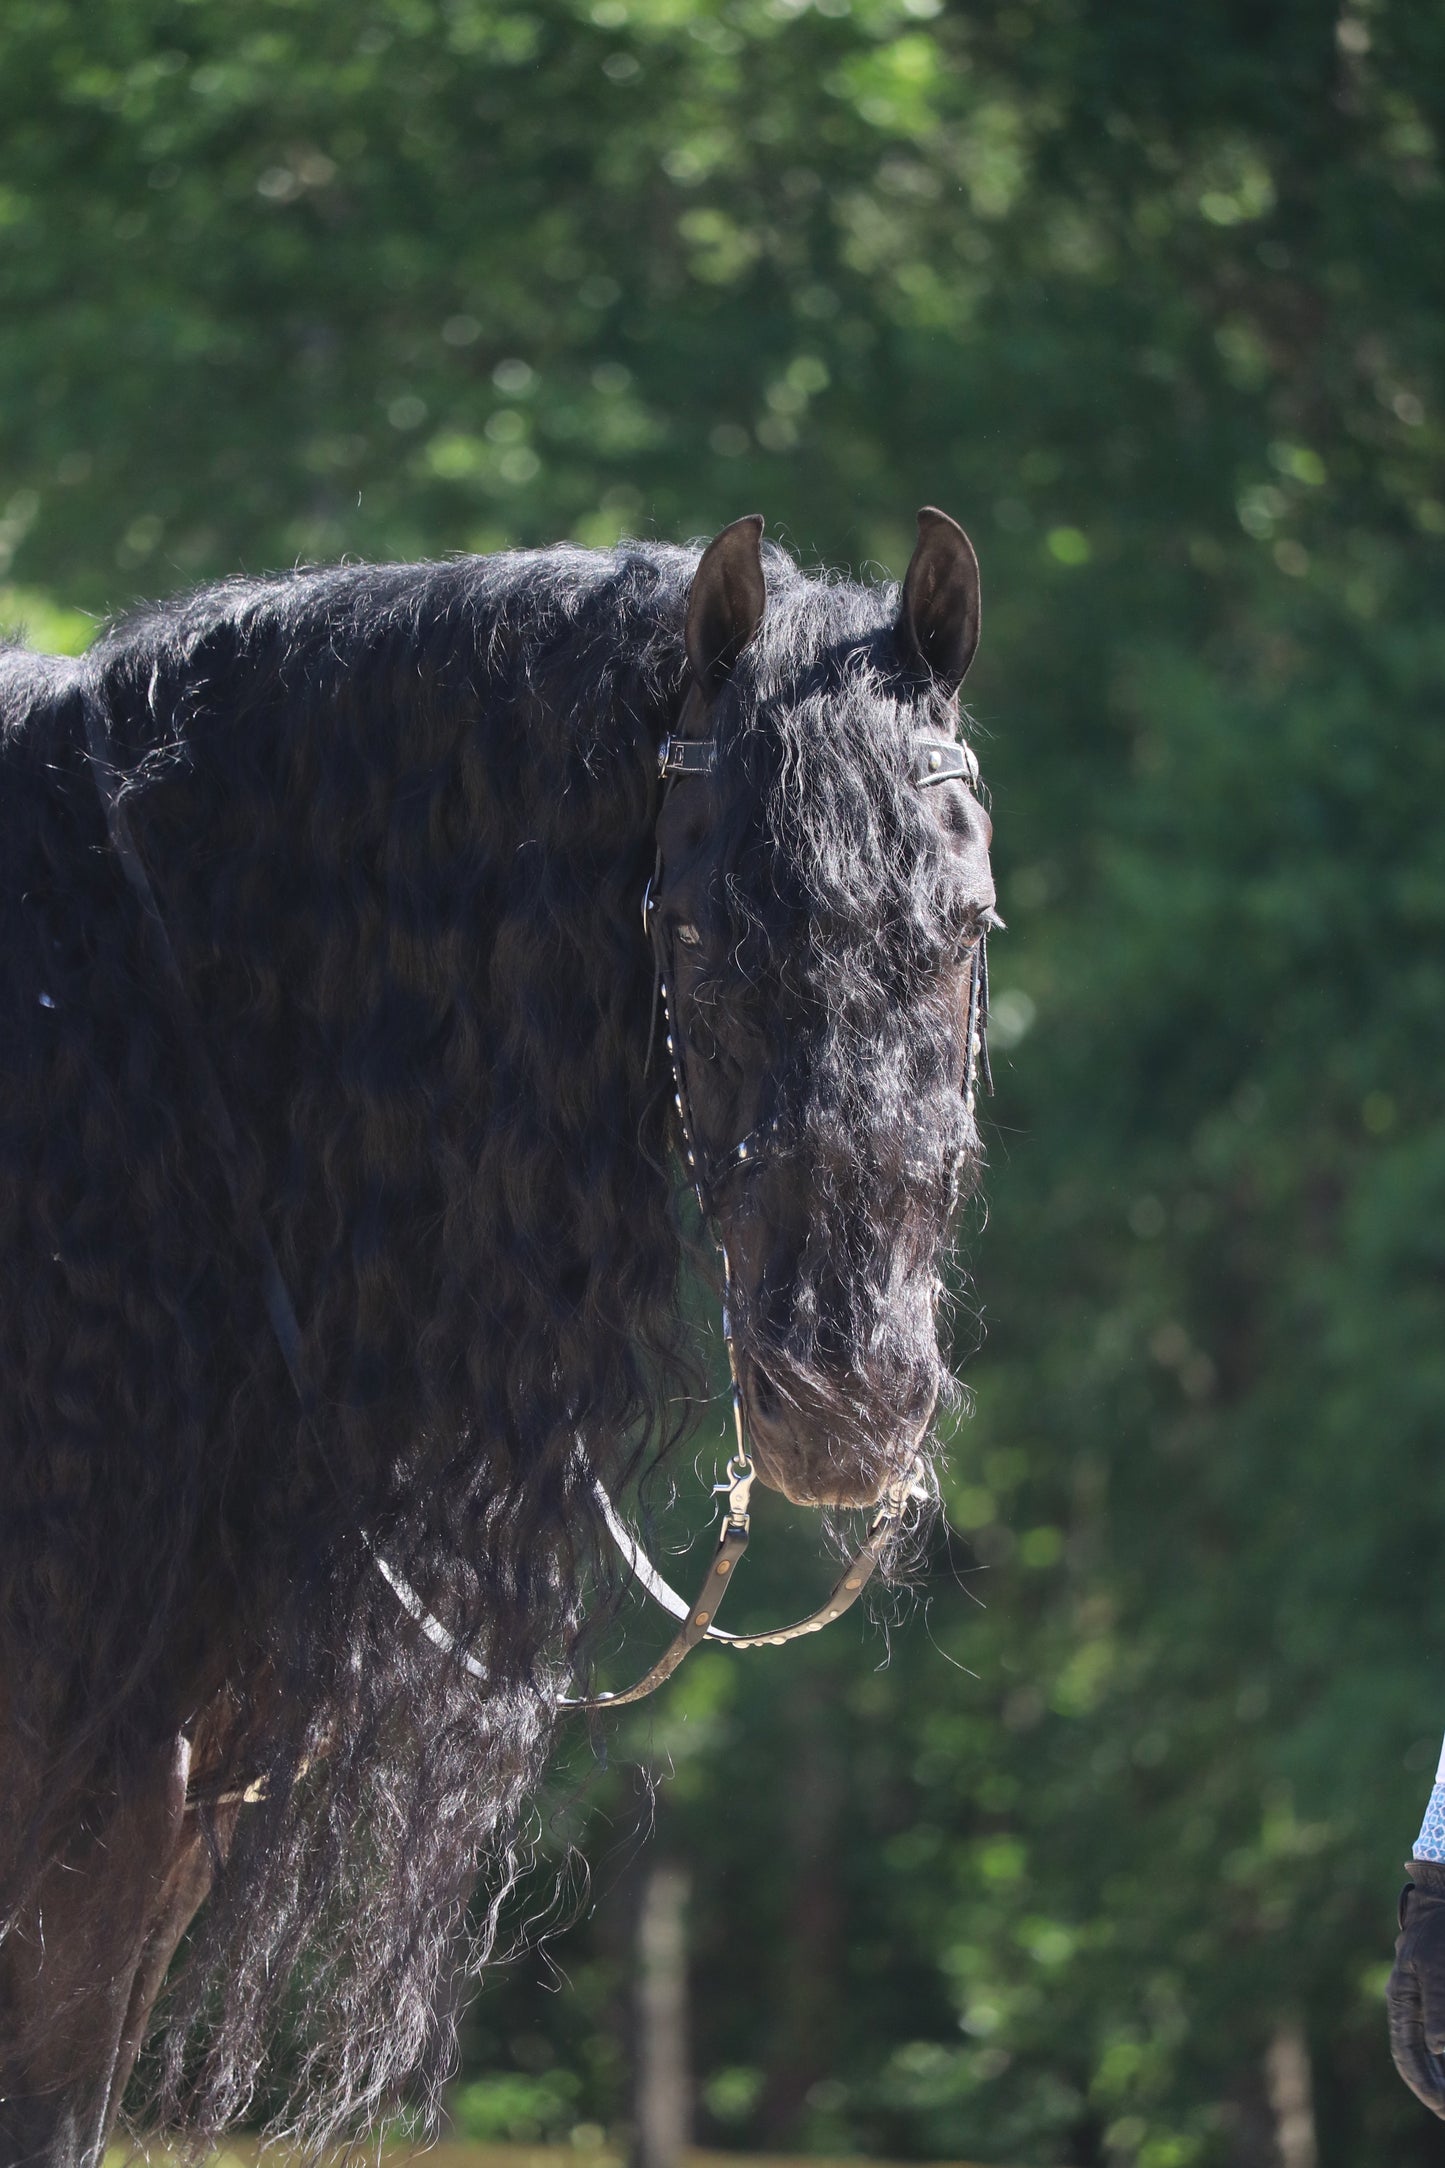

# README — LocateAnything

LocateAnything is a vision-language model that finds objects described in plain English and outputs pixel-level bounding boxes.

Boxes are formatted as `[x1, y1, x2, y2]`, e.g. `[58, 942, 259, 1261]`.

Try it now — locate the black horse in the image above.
[0, 510, 995, 2166]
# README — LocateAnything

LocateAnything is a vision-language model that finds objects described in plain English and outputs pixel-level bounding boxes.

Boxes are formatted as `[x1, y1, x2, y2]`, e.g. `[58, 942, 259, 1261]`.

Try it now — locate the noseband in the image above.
[83, 683, 993, 1741]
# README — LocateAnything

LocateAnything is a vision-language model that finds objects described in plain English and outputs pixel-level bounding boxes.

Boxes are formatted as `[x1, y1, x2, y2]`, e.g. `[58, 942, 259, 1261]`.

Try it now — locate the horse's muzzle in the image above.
[739, 1359, 937, 1508]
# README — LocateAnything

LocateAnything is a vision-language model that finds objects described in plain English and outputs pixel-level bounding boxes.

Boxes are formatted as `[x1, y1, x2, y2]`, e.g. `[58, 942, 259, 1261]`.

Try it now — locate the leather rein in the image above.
[82, 687, 991, 1754]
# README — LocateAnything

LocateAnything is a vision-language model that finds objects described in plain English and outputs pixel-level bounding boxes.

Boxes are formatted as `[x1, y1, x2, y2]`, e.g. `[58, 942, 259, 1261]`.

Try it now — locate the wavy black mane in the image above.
[0, 537, 981, 2145]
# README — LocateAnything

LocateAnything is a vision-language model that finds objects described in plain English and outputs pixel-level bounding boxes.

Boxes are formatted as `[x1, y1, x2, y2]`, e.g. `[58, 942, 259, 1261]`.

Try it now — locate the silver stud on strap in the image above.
[913, 741, 972, 789]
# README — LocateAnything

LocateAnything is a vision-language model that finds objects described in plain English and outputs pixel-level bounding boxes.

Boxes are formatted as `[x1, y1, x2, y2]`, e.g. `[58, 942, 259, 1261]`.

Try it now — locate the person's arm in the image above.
[1389, 1732, 1445, 2116]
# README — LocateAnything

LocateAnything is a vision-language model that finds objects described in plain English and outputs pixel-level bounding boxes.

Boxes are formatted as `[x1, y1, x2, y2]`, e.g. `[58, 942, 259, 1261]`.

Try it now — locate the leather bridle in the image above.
[555, 711, 996, 1704]
[82, 680, 992, 1743]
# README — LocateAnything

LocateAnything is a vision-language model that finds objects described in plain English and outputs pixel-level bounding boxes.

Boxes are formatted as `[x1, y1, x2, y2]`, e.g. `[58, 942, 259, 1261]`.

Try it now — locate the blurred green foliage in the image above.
[4, 0, 1445, 2161]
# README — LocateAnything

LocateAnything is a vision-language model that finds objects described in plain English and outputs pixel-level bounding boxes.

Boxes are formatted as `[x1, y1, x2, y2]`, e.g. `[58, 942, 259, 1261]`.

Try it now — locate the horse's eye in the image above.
[676, 923, 702, 947]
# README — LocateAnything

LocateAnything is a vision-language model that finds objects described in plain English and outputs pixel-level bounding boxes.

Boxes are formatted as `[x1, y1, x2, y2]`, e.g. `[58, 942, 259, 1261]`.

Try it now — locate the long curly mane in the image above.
[0, 536, 981, 2144]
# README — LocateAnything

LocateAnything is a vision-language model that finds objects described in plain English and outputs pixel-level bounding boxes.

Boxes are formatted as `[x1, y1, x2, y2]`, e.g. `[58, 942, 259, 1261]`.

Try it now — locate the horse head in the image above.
[652, 511, 995, 1509]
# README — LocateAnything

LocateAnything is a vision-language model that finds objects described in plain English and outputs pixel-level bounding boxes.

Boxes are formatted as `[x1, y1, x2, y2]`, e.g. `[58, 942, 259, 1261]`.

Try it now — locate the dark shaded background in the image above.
[3, 1, 1444, 2160]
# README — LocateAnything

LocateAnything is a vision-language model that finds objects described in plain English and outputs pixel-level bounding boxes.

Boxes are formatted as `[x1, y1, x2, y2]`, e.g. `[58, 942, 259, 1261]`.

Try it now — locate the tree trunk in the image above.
[1265, 2017, 1318, 2168]
[757, 1680, 844, 2145]
[634, 1860, 691, 2168]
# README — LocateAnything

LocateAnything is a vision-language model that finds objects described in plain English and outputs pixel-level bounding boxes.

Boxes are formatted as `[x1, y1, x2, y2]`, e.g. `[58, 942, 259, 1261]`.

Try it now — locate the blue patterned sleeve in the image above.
[1415, 1734, 1445, 1862]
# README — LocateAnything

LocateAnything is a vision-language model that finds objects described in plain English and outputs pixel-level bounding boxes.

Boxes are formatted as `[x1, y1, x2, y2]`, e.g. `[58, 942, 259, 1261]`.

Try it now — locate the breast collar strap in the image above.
[82, 677, 982, 1743]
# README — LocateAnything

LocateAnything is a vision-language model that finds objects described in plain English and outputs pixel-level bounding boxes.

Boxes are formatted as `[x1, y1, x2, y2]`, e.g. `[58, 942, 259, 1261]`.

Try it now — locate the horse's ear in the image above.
[897, 507, 981, 692]
[685, 514, 767, 692]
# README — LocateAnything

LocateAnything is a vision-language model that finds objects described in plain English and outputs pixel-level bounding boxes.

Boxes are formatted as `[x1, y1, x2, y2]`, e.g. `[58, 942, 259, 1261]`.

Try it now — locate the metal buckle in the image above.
[658, 735, 718, 779]
[713, 1448, 756, 1527]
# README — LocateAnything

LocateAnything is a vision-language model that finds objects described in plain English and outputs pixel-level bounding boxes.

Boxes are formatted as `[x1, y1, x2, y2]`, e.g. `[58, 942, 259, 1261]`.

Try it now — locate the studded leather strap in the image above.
[561, 1516, 751, 1710]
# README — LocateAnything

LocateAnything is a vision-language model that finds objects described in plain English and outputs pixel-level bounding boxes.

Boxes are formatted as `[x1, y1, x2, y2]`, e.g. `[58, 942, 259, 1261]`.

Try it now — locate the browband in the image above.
[659, 733, 978, 790]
